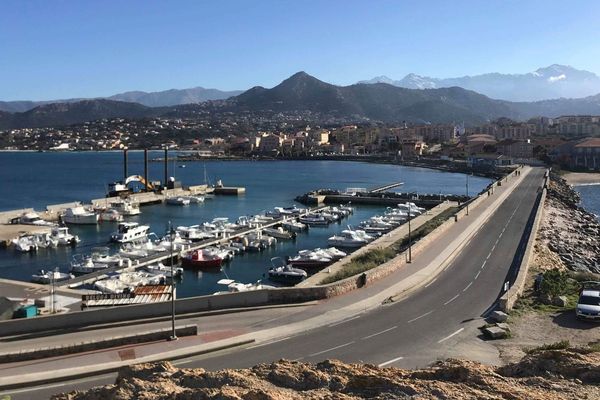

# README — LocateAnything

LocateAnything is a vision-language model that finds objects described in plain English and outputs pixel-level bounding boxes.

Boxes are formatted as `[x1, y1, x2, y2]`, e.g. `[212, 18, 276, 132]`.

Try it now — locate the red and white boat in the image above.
[181, 249, 223, 270]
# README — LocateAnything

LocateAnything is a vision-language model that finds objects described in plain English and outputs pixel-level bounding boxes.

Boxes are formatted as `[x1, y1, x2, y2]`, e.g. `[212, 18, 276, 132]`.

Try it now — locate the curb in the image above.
[0, 338, 255, 391]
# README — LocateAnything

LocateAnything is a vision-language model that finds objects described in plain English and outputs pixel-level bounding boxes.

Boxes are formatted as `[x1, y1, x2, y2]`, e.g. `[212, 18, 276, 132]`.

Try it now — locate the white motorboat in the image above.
[268, 257, 307, 285]
[287, 251, 333, 272]
[144, 263, 183, 278]
[50, 227, 80, 246]
[31, 269, 74, 284]
[328, 230, 370, 248]
[94, 271, 166, 294]
[183, 195, 205, 203]
[17, 212, 55, 227]
[246, 231, 277, 247]
[282, 220, 308, 232]
[318, 211, 339, 222]
[298, 214, 329, 226]
[315, 247, 347, 260]
[110, 200, 141, 216]
[98, 208, 123, 222]
[110, 222, 150, 243]
[203, 246, 234, 261]
[166, 197, 190, 206]
[339, 203, 354, 214]
[70, 256, 110, 275]
[62, 206, 98, 225]
[156, 232, 191, 252]
[177, 225, 215, 241]
[263, 226, 296, 240]
[12, 236, 38, 252]
[90, 247, 131, 267]
[397, 202, 425, 216]
[214, 279, 276, 294]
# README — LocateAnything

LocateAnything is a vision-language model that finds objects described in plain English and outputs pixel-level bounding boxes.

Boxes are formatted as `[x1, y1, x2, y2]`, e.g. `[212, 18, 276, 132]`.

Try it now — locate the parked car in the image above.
[575, 281, 600, 321]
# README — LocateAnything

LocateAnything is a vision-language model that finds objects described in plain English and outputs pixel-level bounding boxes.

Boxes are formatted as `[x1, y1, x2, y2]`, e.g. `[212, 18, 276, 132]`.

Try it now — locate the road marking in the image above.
[407, 310, 433, 323]
[475, 270, 481, 280]
[308, 341, 355, 357]
[247, 336, 291, 349]
[444, 294, 460, 305]
[0, 374, 111, 394]
[424, 276, 438, 288]
[361, 326, 397, 340]
[437, 328, 465, 343]
[378, 356, 404, 367]
[328, 315, 360, 327]
[463, 281, 473, 292]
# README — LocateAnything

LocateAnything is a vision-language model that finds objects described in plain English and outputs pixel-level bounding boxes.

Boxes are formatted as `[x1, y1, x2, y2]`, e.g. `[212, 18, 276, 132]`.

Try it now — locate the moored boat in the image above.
[181, 249, 223, 270]
[31, 269, 74, 284]
[110, 222, 150, 243]
[62, 206, 99, 225]
[267, 257, 307, 285]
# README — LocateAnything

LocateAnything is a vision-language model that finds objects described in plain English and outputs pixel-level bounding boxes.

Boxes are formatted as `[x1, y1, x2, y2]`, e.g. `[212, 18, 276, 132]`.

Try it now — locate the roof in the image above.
[575, 138, 600, 148]
[581, 289, 600, 297]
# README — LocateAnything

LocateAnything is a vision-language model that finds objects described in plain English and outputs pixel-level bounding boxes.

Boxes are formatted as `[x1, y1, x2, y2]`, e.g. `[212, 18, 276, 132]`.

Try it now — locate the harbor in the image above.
[0, 153, 494, 316]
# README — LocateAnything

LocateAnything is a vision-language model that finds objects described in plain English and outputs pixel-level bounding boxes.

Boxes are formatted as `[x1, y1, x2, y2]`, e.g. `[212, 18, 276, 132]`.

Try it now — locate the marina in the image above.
[0, 152, 494, 304]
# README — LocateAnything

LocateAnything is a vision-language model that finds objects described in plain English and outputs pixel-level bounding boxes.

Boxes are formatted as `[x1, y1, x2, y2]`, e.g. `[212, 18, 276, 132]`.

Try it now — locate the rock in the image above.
[552, 296, 568, 307]
[484, 326, 508, 339]
[496, 322, 511, 331]
[490, 310, 508, 323]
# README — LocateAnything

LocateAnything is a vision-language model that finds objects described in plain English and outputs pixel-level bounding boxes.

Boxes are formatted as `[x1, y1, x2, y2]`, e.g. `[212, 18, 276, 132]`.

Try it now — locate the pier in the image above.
[368, 181, 404, 193]
[57, 207, 325, 289]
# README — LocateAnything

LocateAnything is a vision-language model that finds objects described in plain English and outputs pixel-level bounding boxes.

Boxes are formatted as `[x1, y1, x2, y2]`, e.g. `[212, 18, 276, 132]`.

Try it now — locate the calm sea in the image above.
[0, 152, 492, 297]
[574, 184, 600, 221]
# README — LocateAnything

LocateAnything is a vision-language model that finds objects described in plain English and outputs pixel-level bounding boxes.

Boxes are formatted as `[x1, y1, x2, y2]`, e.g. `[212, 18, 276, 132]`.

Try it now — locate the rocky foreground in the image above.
[54, 349, 600, 400]
[536, 173, 600, 274]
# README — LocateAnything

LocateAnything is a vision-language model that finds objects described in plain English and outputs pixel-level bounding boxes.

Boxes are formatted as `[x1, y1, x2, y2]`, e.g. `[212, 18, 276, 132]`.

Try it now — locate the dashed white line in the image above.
[424, 276, 438, 288]
[474, 270, 481, 280]
[247, 336, 292, 349]
[308, 341, 355, 357]
[328, 315, 360, 327]
[481, 260, 487, 269]
[378, 356, 404, 367]
[361, 326, 398, 340]
[463, 281, 473, 292]
[407, 310, 434, 323]
[444, 294, 460, 305]
[437, 327, 465, 343]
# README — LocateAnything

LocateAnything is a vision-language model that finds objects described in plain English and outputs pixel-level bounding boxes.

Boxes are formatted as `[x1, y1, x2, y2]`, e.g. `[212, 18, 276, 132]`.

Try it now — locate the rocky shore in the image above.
[536, 173, 600, 274]
[53, 349, 600, 399]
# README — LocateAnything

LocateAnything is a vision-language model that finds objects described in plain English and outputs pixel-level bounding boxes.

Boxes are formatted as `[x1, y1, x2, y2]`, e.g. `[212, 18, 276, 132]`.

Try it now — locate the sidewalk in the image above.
[0, 167, 531, 389]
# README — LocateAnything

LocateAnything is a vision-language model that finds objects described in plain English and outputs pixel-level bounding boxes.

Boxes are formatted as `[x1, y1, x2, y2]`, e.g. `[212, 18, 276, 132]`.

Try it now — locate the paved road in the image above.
[3, 168, 545, 399]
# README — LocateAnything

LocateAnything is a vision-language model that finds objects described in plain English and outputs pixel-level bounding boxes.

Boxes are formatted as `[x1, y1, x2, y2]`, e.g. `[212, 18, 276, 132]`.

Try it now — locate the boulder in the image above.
[552, 296, 568, 307]
[496, 322, 511, 332]
[483, 326, 508, 339]
[490, 310, 508, 323]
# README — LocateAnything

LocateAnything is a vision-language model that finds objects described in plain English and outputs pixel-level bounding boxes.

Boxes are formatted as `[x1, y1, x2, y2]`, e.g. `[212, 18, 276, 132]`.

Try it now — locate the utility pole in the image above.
[168, 221, 177, 341]
[466, 173, 470, 216]
[407, 211, 412, 263]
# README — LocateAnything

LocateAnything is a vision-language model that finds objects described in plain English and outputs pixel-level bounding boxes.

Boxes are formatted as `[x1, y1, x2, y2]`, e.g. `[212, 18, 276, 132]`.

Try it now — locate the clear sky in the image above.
[2, 0, 600, 100]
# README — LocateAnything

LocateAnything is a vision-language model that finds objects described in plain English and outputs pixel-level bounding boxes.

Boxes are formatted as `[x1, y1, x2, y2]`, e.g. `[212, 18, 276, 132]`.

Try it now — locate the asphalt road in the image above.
[4, 168, 545, 399]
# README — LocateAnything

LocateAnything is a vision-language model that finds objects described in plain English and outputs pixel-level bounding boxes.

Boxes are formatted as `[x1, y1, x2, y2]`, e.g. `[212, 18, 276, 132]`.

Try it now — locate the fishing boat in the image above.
[263, 226, 296, 240]
[214, 279, 276, 294]
[62, 206, 99, 225]
[267, 257, 307, 285]
[31, 269, 74, 284]
[50, 227, 80, 245]
[110, 200, 141, 216]
[298, 214, 329, 226]
[181, 249, 224, 270]
[144, 263, 184, 278]
[17, 212, 55, 227]
[110, 222, 150, 243]
[166, 196, 190, 206]
[282, 220, 308, 232]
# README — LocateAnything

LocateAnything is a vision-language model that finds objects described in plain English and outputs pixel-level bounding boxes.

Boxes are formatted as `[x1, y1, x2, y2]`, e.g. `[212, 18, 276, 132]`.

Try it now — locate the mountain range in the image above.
[2, 71, 600, 130]
[358, 65, 600, 102]
[0, 87, 243, 113]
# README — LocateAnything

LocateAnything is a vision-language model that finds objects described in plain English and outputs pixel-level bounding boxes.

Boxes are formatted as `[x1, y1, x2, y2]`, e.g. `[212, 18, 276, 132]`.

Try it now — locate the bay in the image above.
[0, 152, 492, 297]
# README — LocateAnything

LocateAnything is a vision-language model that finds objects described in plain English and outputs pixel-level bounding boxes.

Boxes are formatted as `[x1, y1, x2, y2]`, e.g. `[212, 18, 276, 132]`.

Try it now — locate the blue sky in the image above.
[2, 0, 600, 100]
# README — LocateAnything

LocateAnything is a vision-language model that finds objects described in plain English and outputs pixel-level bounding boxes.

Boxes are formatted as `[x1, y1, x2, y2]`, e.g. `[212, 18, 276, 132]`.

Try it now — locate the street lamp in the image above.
[168, 221, 177, 341]
[407, 211, 412, 263]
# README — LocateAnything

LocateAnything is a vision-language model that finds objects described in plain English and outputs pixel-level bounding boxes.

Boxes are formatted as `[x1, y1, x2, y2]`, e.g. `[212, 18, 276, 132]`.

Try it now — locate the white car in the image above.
[576, 282, 600, 321]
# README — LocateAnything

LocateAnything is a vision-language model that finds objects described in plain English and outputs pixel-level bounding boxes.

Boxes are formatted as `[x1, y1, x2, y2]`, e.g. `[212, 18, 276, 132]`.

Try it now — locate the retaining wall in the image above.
[498, 170, 549, 312]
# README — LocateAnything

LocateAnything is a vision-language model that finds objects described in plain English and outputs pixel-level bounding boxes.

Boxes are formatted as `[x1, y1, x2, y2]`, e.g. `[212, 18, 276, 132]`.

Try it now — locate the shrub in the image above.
[540, 268, 571, 298]
[525, 340, 571, 354]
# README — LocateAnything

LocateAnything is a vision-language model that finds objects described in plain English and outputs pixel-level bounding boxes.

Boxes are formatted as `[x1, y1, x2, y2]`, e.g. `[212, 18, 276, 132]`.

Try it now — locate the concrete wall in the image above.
[0, 325, 197, 363]
[0, 208, 34, 224]
[498, 170, 549, 312]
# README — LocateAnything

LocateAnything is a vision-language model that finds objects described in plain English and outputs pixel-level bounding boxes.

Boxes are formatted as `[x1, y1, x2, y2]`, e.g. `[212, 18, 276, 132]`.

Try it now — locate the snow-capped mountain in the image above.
[358, 65, 600, 101]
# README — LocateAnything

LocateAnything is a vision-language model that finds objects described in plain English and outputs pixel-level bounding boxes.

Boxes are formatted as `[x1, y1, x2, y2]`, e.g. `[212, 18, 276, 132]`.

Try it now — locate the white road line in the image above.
[328, 315, 360, 327]
[246, 336, 292, 349]
[463, 281, 473, 292]
[308, 341, 355, 357]
[407, 310, 434, 323]
[444, 294, 460, 305]
[361, 326, 398, 340]
[437, 327, 465, 343]
[475, 270, 481, 280]
[0, 375, 109, 394]
[378, 356, 404, 367]
[424, 276, 438, 288]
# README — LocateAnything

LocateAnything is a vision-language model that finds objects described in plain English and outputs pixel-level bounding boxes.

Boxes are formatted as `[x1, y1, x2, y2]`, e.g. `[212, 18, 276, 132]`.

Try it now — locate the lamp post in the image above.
[168, 221, 177, 341]
[407, 211, 412, 263]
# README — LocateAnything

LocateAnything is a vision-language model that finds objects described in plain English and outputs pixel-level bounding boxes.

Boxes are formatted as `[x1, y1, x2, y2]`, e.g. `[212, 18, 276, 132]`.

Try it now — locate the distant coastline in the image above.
[563, 172, 600, 186]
